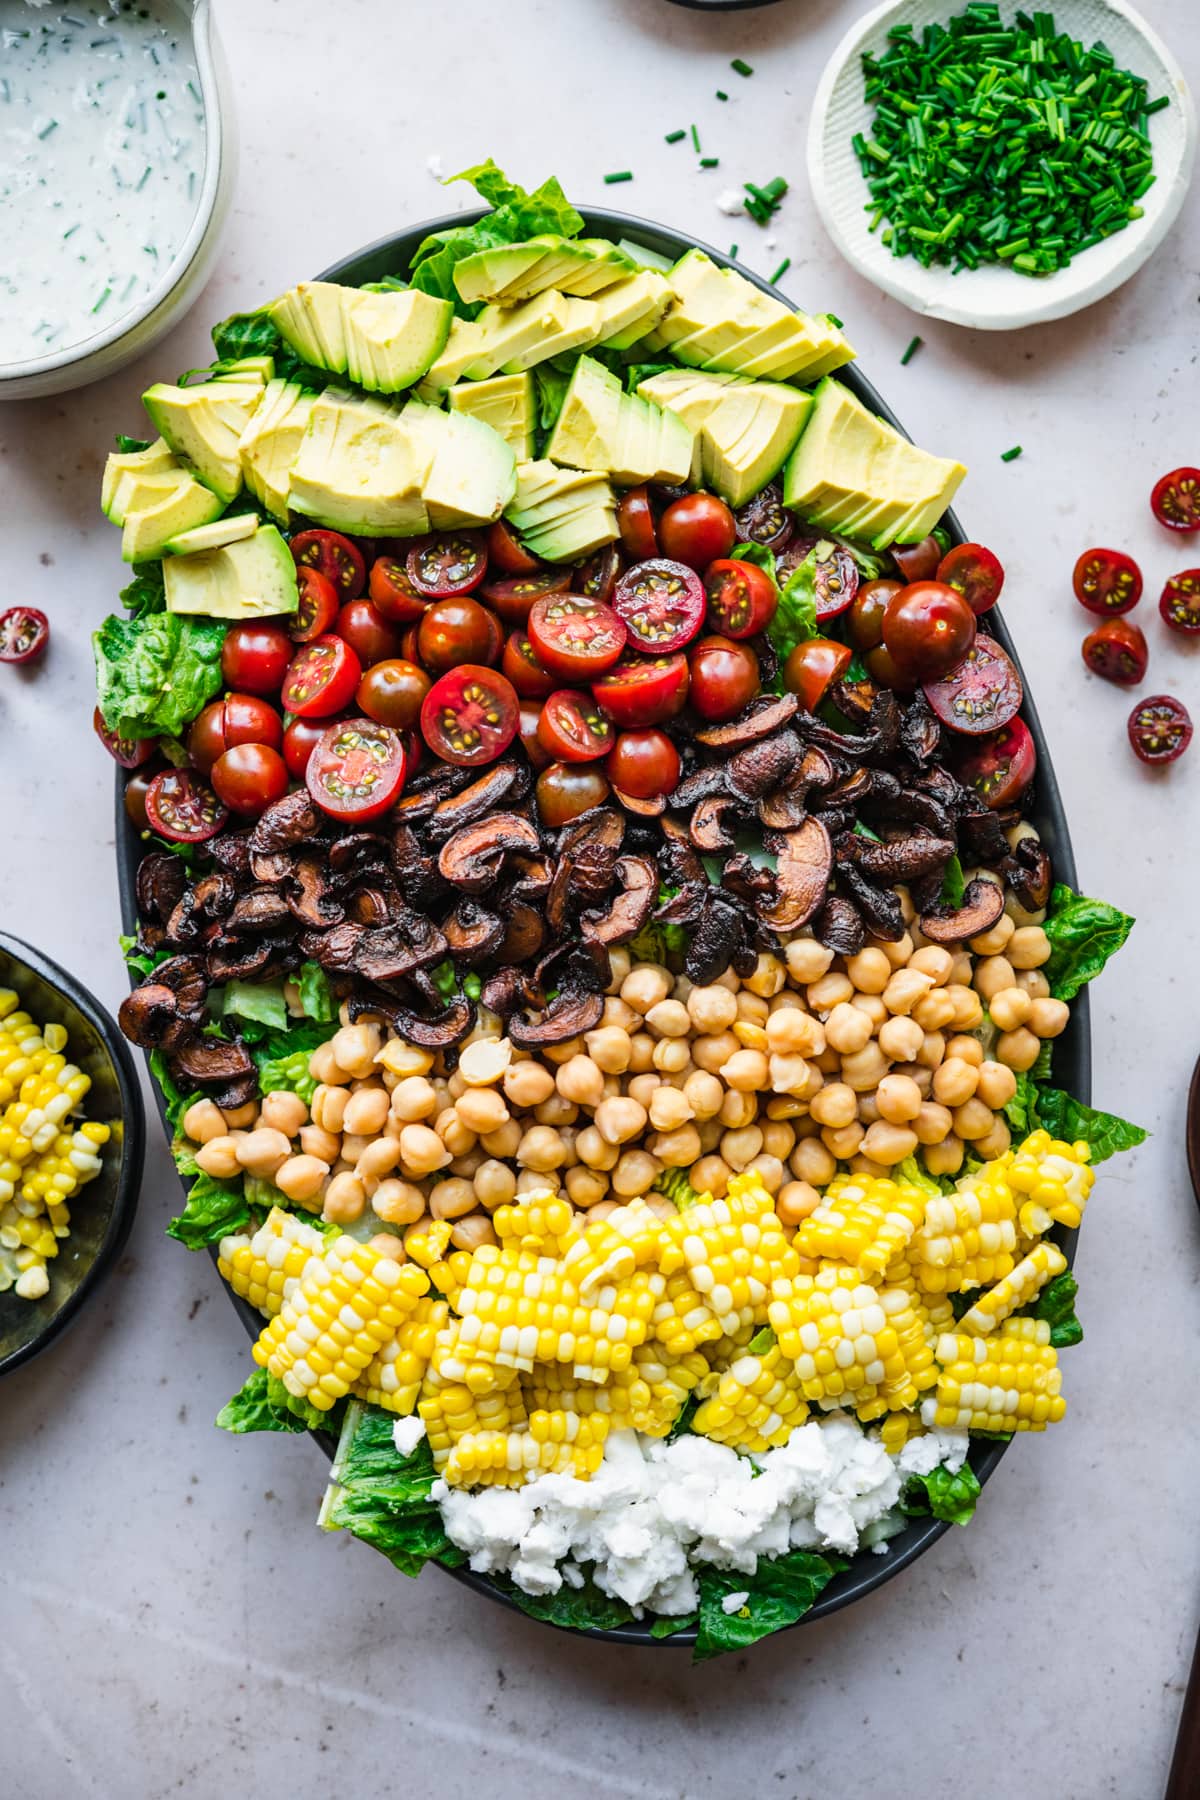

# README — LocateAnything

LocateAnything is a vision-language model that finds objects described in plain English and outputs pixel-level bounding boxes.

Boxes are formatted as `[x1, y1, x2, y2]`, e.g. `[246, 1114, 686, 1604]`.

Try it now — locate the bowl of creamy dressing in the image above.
[0, 0, 235, 399]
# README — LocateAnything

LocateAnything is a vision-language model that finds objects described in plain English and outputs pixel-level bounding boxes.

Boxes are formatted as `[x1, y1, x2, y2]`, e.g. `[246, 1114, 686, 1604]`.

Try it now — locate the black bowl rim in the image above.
[115, 202, 1089, 1648]
[0, 931, 145, 1376]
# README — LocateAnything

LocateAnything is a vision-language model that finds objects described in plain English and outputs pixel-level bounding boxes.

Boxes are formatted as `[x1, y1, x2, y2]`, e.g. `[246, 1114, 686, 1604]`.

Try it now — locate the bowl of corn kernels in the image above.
[0, 934, 144, 1375]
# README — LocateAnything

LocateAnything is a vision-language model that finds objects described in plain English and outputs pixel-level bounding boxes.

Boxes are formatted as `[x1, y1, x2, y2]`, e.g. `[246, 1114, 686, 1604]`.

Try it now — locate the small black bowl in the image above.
[0, 935, 145, 1376]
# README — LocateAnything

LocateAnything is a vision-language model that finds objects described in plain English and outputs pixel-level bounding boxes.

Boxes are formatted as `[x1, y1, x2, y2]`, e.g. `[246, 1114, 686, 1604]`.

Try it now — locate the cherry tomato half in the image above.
[616, 486, 659, 561]
[537, 689, 616, 762]
[291, 528, 366, 599]
[417, 595, 502, 674]
[883, 581, 977, 683]
[0, 606, 48, 665]
[536, 761, 610, 827]
[93, 706, 154, 769]
[480, 568, 571, 625]
[1159, 569, 1200, 635]
[220, 621, 291, 696]
[288, 566, 341, 644]
[282, 713, 337, 780]
[890, 535, 941, 583]
[704, 559, 778, 639]
[124, 762, 165, 831]
[1128, 694, 1193, 765]
[502, 630, 558, 700]
[420, 665, 519, 767]
[604, 729, 680, 799]
[1082, 618, 1148, 687]
[848, 578, 902, 652]
[486, 519, 542, 577]
[356, 658, 431, 729]
[406, 530, 488, 598]
[657, 492, 736, 572]
[733, 482, 793, 552]
[188, 694, 283, 774]
[937, 542, 1005, 616]
[527, 593, 626, 680]
[955, 718, 1037, 810]
[573, 544, 623, 604]
[211, 743, 290, 817]
[688, 636, 760, 723]
[613, 559, 706, 653]
[1150, 468, 1200, 534]
[593, 654, 690, 728]
[782, 637, 853, 712]
[281, 634, 363, 718]
[923, 634, 1022, 735]
[1071, 547, 1142, 616]
[144, 768, 228, 842]
[518, 701, 552, 771]
[305, 717, 408, 821]
[368, 556, 428, 624]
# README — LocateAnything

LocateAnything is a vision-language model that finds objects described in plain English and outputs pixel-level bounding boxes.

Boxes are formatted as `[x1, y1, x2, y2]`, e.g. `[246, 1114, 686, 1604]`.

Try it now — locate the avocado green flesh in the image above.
[238, 378, 316, 523]
[100, 439, 178, 521]
[401, 401, 517, 531]
[268, 281, 452, 393]
[506, 459, 618, 562]
[650, 249, 855, 384]
[452, 234, 637, 306]
[142, 379, 263, 505]
[120, 474, 224, 563]
[163, 524, 300, 618]
[546, 356, 693, 486]
[164, 513, 259, 556]
[447, 373, 535, 459]
[637, 368, 811, 508]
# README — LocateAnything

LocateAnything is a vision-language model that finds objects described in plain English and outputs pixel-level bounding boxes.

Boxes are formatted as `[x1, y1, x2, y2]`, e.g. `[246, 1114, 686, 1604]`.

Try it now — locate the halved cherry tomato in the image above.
[883, 581, 977, 683]
[1128, 694, 1193, 764]
[810, 543, 860, 622]
[658, 493, 736, 571]
[593, 653, 690, 728]
[613, 559, 706, 653]
[406, 530, 487, 598]
[480, 568, 571, 625]
[420, 665, 519, 767]
[604, 729, 680, 799]
[305, 717, 407, 821]
[688, 636, 760, 723]
[144, 768, 228, 842]
[287, 566, 341, 644]
[536, 689, 615, 762]
[368, 556, 428, 624]
[0, 606, 48, 664]
[1072, 548, 1142, 616]
[211, 743, 289, 817]
[1150, 468, 1200, 534]
[704, 559, 778, 639]
[221, 621, 292, 694]
[502, 630, 558, 699]
[536, 761, 610, 826]
[733, 482, 793, 552]
[573, 544, 623, 604]
[782, 637, 853, 712]
[124, 762, 165, 831]
[1159, 569, 1200, 635]
[923, 634, 1022, 735]
[1082, 618, 1148, 686]
[890, 535, 941, 583]
[616, 486, 658, 561]
[848, 578, 901, 652]
[93, 707, 154, 769]
[527, 593, 626, 680]
[486, 519, 542, 576]
[518, 701, 552, 771]
[291, 528, 366, 599]
[282, 713, 337, 780]
[281, 634, 362, 718]
[955, 718, 1037, 809]
[418, 595, 502, 673]
[188, 694, 283, 774]
[356, 658, 431, 729]
[937, 542, 1005, 616]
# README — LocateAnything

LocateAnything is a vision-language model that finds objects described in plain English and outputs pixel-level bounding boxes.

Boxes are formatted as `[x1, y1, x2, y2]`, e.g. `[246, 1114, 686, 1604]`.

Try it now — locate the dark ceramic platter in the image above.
[115, 207, 1090, 1647]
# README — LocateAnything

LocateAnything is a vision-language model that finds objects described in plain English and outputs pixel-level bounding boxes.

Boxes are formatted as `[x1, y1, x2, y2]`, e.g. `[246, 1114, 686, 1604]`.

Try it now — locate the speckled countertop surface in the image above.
[2, 3, 1198, 1796]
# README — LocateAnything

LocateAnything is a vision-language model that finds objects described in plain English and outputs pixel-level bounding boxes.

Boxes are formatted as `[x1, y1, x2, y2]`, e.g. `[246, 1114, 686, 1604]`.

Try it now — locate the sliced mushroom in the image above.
[611, 786, 666, 817]
[762, 818, 834, 930]
[135, 853, 187, 923]
[226, 888, 292, 934]
[169, 1036, 255, 1086]
[206, 937, 276, 984]
[352, 916, 448, 984]
[1004, 836, 1052, 912]
[207, 832, 252, 881]
[727, 731, 804, 802]
[348, 885, 395, 926]
[655, 880, 708, 927]
[563, 810, 625, 894]
[826, 674, 879, 727]
[437, 812, 541, 892]
[286, 857, 345, 929]
[327, 832, 389, 879]
[693, 692, 801, 748]
[190, 872, 237, 921]
[247, 789, 321, 853]
[118, 983, 194, 1051]
[843, 831, 956, 885]
[958, 806, 1012, 866]
[919, 877, 1007, 944]
[505, 855, 554, 907]
[443, 900, 506, 966]
[803, 690, 900, 768]
[209, 1068, 261, 1113]
[297, 922, 365, 973]
[721, 854, 777, 908]
[508, 989, 605, 1049]
[690, 795, 742, 853]
[353, 992, 476, 1049]
[249, 849, 295, 886]
[480, 967, 536, 1017]
[837, 865, 905, 941]
[900, 693, 941, 766]
[657, 816, 707, 890]
[685, 893, 747, 986]
[164, 890, 201, 948]
[428, 759, 529, 839]
[494, 902, 546, 966]
[814, 894, 866, 955]
[581, 855, 657, 946]
[154, 954, 209, 1015]
[390, 825, 446, 909]
[669, 764, 730, 809]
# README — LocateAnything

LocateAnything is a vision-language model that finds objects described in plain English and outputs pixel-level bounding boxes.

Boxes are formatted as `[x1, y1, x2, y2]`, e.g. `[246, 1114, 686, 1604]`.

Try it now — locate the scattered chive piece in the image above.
[729, 243, 739, 258]
[691, 124, 701, 152]
[743, 175, 788, 225]
[36, 118, 58, 139]
[665, 129, 686, 144]
[700, 157, 719, 169]
[826, 312, 844, 327]
[1001, 445, 1023, 462]
[91, 287, 112, 314]
[900, 334, 923, 365]
[769, 257, 791, 283]
[716, 90, 728, 102]
[603, 171, 633, 185]
[732, 58, 754, 77]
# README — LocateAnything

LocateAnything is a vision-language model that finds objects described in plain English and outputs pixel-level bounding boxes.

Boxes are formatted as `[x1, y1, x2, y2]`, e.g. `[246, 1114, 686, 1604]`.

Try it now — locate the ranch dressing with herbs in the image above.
[0, 0, 206, 363]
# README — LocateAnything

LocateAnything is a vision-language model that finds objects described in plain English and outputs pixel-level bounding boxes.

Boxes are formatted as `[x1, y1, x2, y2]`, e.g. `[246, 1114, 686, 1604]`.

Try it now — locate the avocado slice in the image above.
[213, 355, 275, 385]
[288, 389, 431, 537]
[142, 379, 264, 506]
[164, 513, 260, 556]
[452, 235, 637, 306]
[237, 378, 316, 523]
[447, 373, 535, 459]
[120, 473, 225, 563]
[648, 249, 855, 384]
[100, 439, 179, 521]
[546, 356, 693, 486]
[580, 271, 675, 352]
[163, 524, 300, 619]
[505, 460, 618, 562]
[638, 368, 811, 508]
[105, 466, 187, 529]
[400, 402, 517, 531]
[616, 238, 674, 275]
[269, 282, 452, 392]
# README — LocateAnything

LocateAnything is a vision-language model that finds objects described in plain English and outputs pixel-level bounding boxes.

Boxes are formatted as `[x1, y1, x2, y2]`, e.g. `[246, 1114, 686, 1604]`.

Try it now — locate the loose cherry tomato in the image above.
[211, 743, 289, 817]
[518, 701, 552, 771]
[282, 713, 336, 780]
[187, 705, 225, 770]
[144, 768, 228, 842]
[291, 528, 366, 599]
[1159, 569, 1200, 635]
[704, 559, 778, 639]
[527, 593, 626, 680]
[782, 638, 853, 712]
[573, 544, 623, 604]
[93, 707, 154, 769]
[1082, 618, 1148, 686]
[865, 644, 907, 689]
[1072, 548, 1143, 616]
[848, 578, 901, 652]
[883, 581, 977, 683]
[189, 693, 283, 773]
[368, 556, 428, 624]
[688, 636, 760, 722]
[480, 568, 571, 624]
[593, 653, 690, 728]
[281, 634, 362, 718]
[335, 598, 408, 667]
[417, 595, 502, 673]
[937, 542, 1005, 616]
[0, 606, 48, 664]
[657, 492, 736, 571]
[420, 665, 519, 767]
[406, 530, 488, 598]
[890, 535, 941, 582]
[1150, 468, 1200, 534]
[616, 486, 659, 561]
[536, 761, 610, 827]
[288, 566, 341, 643]
[124, 762, 164, 831]
[1128, 694, 1193, 764]
[537, 689, 616, 762]
[486, 519, 542, 576]
[401, 623, 422, 664]
[356, 658, 431, 729]
[613, 559, 706, 653]
[502, 630, 558, 699]
[733, 482, 793, 552]
[809, 543, 860, 622]
[220, 621, 292, 694]
[604, 729, 680, 799]
[923, 634, 1022, 735]
[305, 717, 408, 821]
[955, 718, 1037, 809]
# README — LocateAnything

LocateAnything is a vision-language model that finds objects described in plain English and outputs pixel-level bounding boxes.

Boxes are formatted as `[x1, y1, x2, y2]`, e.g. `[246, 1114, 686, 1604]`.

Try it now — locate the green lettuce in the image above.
[1030, 1270, 1083, 1348]
[209, 308, 331, 390]
[1043, 884, 1135, 1001]
[298, 960, 336, 1023]
[693, 1551, 843, 1661]
[115, 432, 152, 454]
[497, 1574, 635, 1633]
[939, 853, 966, 908]
[409, 163, 584, 314]
[1003, 1076, 1146, 1163]
[900, 1462, 981, 1527]
[731, 542, 819, 673]
[627, 889, 687, 968]
[213, 980, 289, 1036]
[166, 1172, 249, 1250]
[253, 1019, 338, 1105]
[650, 1613, 698, 1639]
[148, 1047, 194, 1135]
[533, 362, 571, 435]
[118, 561, 166, 619]
[216, 1367, 330, 1434]
[322, 1404, 464, 1578]
[1003, 1070, 1040, 1140]
[94, 612, 225, 740]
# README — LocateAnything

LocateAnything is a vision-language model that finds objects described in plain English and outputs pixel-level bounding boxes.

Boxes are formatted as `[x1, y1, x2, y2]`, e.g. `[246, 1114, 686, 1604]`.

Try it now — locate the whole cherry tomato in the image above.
[688, 636, 760, 722]
[657, 492, 736, 571]
[882, 581, 977, 683]
[336, 598, 408, 667]
[417, 595, 502, 673]
[221, 621, 293, 693]
[604, 729, 680, 799]
[356, 658, 431, 729]
[211, 743, 290, 817]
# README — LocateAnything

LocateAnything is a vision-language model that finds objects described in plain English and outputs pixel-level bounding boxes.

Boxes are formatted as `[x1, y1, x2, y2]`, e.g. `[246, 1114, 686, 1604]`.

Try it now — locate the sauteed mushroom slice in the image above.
[919, 877, 1007, 943]
[762, 818, 834, 931]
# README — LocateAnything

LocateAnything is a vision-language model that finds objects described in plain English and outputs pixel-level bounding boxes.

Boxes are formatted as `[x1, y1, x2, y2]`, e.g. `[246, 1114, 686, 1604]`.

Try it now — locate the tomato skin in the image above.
[305, 717, 408, 822]
[536, 689, 616, 762]
[527, 593, 627, 680]
[866, 643, 908, 689]
[211, 743, 290, 817]
[890, 535, 941, 583]
[593, 653, 690, 728]
[1128, 694, 1193, 764]
[0, 605, 48, 664]
[604, 729, 680, 799]
[486, 520, 542, 576]
[420, 665, 519, 767]
[190, 699, 233, 769]
[1081, 618, 1148, 686]
[93, 706, 154, 769]
[1072, 548, 1143, 616]
[573, 544, 623, 604]
[406, 530, 487, 598]
[1150, 467, 1200, 534]
[281, 634, 363, 719]
[336, 598, 408, 667]
[222, 621, 293, 693]
[688, 636, 760, 722]
[937, 542, 1005, 616]
[356, 658, 431, 729]
[368, 556, 428, 624]
[418, 595, 502, 673]
[799, 542, 859, 622]
[848, 578, 901, 652]
[883, 581, 977, 683]
[291, 528, 366, 599]
[144, 768, 229, 842]
[955, 718, 1037, 809]
[518, 701, 552, 770]
[502, 629, 559, 699]
[287, 566, 341, 645]
[704, 559, 778, 639]
[189, 694, 282, 773]
[617, 486, 659, 561]
[124, 763, 163, 831]
[657, 493, 736, 571]
[1159, 569, 1200, 635]
[923, 634, 1023, 735]
[613, 559, 706, 653]
[782, 638, 853, 712]
[536, 762, 610, 827]
[282, 714, 336, 780]
[733, 482, 793, 552]
[480, 569, 571, 624]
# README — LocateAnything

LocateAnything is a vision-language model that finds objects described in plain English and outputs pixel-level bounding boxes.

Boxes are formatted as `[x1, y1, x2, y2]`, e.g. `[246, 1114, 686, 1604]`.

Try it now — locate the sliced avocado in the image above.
[269, 282, 348, 372]
[213, 355, 275, 385]
[452, 242, 552, 306]
[545, 356, 693, 486]
[142, 379, 263, 505]
[638, 368, 810, 508]
[506, 460, 618, 562]
[100, 439, 178, 521]
[105, 467, 187, 529]
[464, 292, 587, 380]
[163, 524, 300, 619]
[269, 281, 452, 393]
[417, 318, 489, 397]
[164, 513, 260, 556]
[453, 235, 636, 306]
[401, 402, 517, 531]
[120, 474, 224, 563]
[616, 238, 674, 274]
[288, 389, 430, 537]
[581, 271, 675, 352]
[237, 378, 316, 522]
[650, 249, 855, 384]
[447, 373, 535, 459]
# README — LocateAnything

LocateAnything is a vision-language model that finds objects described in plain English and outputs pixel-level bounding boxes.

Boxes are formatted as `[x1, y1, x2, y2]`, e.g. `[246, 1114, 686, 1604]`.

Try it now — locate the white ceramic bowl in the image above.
[0, 0, 236, 401]
[807, 0, 1196, 330]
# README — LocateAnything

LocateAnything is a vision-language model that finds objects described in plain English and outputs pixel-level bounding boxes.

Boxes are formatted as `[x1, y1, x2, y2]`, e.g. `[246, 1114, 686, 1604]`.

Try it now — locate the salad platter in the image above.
[97, 166, 1140, 1657]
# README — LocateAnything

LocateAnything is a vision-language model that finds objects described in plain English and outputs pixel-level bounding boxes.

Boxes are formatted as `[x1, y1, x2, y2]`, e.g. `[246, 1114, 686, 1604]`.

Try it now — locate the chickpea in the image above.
[594, 1095, 648, 1146]
[628, 1034, 655, 1074]
[611, 1148, 660, 1198]
[906, 946, 952, 986]
[969, 913, 1015, 956]
[455, 1087, 510, 1136]
[693, 1030, 741, 1074]
[848, 1155, 889, 1180]
[606, 946, 632, 993]
[784, 937, 834, 984]
[621, 965, 672, 1014]
[375, 1040, 435, 1079]
[502, 1060, 554, 1109]
[972, 955, 1014, 1001]
[1028, 997, 1070, 1039]
[880, 931, 915, 969]
[736, 951, 781, 998]
[821, 1121, 865, 1161]
[932, 1058, 979, 1107]
[898, 1061, 934, 1098]
[809, 1082, 857, 1129]
[586, 1026, 633, 1074]
[776, 1180, 821, 1225]
[824, 1002, 874, 1055]
[735, 993, 770, 1031]
[720, 1088, 758, 1130]
[458, 1037, 512, 1088]
[714, 968, 741, 993]
[683, 1070, 725, 1120]
[342, 1085, 390, 1138]
[857, 1093, 881, 1126]
[876, 1073, 923, 1124]
[515, 1125, 566, 1172]
[398, 1123, 452, 1177]
[235, 1128, 292, 1179]
[367, 1232, 408, 1263]
[808, 971, 855, 1012]
[996, 1027, 1041, 1072]
[1008, 926, 1051, 970]
[179, 1098, 224, 1146]
[587, 1200, 620, 1223]
[769, 1053, 819, 1099]
[308, 1042, 346, 1087]
[790, 1137, 836, 1185]
[690, 1154, 731, 1198]
[944, 985, 984, 1030]
[541, 1036, 585, 1067]
[913, 1100, 954, 1146]
[916, 1031, 946, 1072]
[565, 1165, 609, 1209]
[300, 1124, 341, 1164]
[953, 1098, 996, 1142]
[450, 1148, 485, 1180]
[468, 1160, 515, 1212]
[766, 1095, 808, 1122]
[480, 1118, 522, 1160]
[765, 1006, 825, 1059]
[330, 1022, 382, 1080]
[912, 989, 957, 1033]
[882, 968, 935, 1015]
[450, 1214, 499, 1253]
[653, 1037, 692, 1075]
[356, 1138, 403, 1185]
[194, 1135, 241, 1180]
[626, 1072, 662, 1110]
[943, 1034, 982, 1067]
[430, 1177, 479, 1222]
[446, 1070, 467, 1102]
[791, 1113, 823, 1139]
[436, 1109, 476, 1158]
[878, 1015, 924, 1063]
[721, 1124, 763, 1171]
[653, 1124, 704, 1168]
[989, 986, 1032, 1032]
[324, 1171, 366, 1225]
[861, 1120, 918, 1165]
[924, 1134, 964, 1178]
[390, 1076, 438, 1124]
[672, 974, 695, 1004]
[845, 946, 892, 995]
[649, 1086, 695, 1132]
[761, 1119, 796, 1161]
[534, 1093, 578, 1127]
[975, 1118, 1013, 1161]
[602, 997, 641, 1033]
[722, 1048, 769, 1093]
[645, 998, 691, 1039]
[851, 994, 889, 1028]
[311, 1083, 349, 1135]
[840, 1041, 891, 1093]
[515, 1168, 559, 1196]
[340, 1134, 373, 1167]
[1014, 969, 1051, 1000]
[971, 1060, 1015, 1111]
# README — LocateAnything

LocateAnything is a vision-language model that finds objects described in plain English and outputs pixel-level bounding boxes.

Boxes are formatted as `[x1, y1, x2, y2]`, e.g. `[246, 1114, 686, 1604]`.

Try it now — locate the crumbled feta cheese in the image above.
[426, 154, 445, 180]
[391, 1415, 426, 1458]
[722, 1590, 750, 1615]
[764, 236, 778, 253]
[716, 189, 746, 217]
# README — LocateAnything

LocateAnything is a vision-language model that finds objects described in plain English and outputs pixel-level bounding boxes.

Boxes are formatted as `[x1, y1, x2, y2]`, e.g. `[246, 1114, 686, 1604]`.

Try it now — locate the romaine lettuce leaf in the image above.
[298, 960, 336, 1023]
[210, 308, 331, 390]
[496, 1574, 635, 1633]
[734, 542, 819, 672]
[1043, 884, 1135, 1001]
[166, 1172, 249, 1250]
[1030, 1270, 1083, 1348]
[115, 433, 152, 454]
[900, 1462, 981, 1527]
[650, 1613, 698, 1639]
[118, 561, 166, 619]
[213, 980, 289, 1035]
[94, 612, 226, 740]
[1035, 1087, 1147, 1163]
[322, 1405, 464, 1578]
[939, 852, 966, 908]
[253, 1019, 337, 1105]
[694, 1551, 843, 1661]
[410, 164, 583, 313]
[216, 1367, 329, 1434]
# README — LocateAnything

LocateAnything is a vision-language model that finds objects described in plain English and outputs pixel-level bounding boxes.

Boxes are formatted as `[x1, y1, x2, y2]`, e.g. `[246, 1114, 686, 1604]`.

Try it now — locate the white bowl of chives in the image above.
[807, 0, 1196, 330]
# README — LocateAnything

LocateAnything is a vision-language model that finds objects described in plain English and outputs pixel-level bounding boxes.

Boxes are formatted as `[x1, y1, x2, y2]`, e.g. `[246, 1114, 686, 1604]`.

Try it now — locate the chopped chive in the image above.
[900, 334, 923, 364]
[62, 224, 80, 240]
[136, 166, 152, 191]
[91, 287, 112, 314]
[665, 129, 686, 144]
[1000, 444, 1023, 461]
[716, 90, 728, 102]
[186, 81, 201, 103]
[691, 124, 701, 152]
[604, 170, 633, 185]
[1144, 94, 1170, 116]
[731, 58, 754, 77]
[729, 243, 739, 258]
[700, 157, 719, 169]
[36, 119, 58, 140]
[769, 257, 791, 283]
